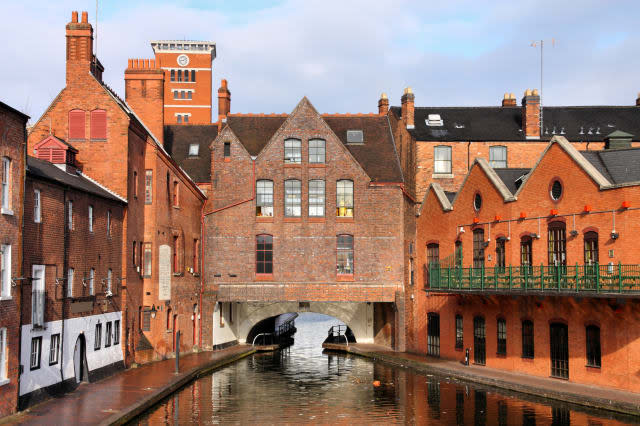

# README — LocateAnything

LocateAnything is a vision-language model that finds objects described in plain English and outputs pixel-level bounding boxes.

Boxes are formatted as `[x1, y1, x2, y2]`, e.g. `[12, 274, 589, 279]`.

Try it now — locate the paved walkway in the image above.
[2, 345, 255, 426]
[324, 343, 640, 417]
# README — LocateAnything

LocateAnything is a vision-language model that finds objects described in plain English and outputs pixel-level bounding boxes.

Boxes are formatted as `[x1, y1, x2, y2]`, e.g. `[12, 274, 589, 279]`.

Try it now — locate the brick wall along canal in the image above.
[133, 313, 635, 425]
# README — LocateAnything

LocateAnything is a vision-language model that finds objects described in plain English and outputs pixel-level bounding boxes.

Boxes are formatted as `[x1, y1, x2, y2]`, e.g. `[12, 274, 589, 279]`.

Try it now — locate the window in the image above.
[346, 130, 364, 144]
[489, 146, 507, 168]
[584, 231, 598, 265]
[551, 180, 563, 200]
[308, 180, 325, 217]
[522, 320, 534, 358]
[107, 210, 111, 236]
[284, 180, 301, 217]
[68, 110, 85, 140]
[309, 139, 326, 163]
[89, 268, 95, 295]
[166, 308, 172, 330]
[336, 235, 354, 275]
[177, 69, 182, 82]
[191, 70, 196, 82]
[87, 205, 93, 232]
[586, 325, 601, 367]
[2, 157, 10, 212]
[188, 144, 199, 156]
[49, 334, 60, 365]
[107, 269, 112, 293]
[173, 91, 179, 100]
[180, 91, 185, 99]
[550, 323, 569, 379]
[143, 243, 152, 277]
[95, 323, 102, 350]
[455, 240, 463, 267]
[497, 318, 507, 355]
[145, 170, 153, 204]
[473, 229, 485, 269]
[1, 245, 10, 298]
[455, 314, 463, 349]
[176, 115, 182, 124]
[187, 91, 192, 100]
[90, 110, 107, 140]
[474, 193, 482, 211]
[427, 313, 440, 356]
[284, 139, 301, 164]
[434, 146, 452, 174]
[132, 241, 137, 266]
[223, 142, 231, 159]
[336, 180, 354, 217]
[34, 189, 41, 223]
[172, 236, 179, 274]
[133, 171, 138, 198]
[173, 181, 179, 207]
[65, 268, 74, 298]
[427, 243, 439, 286]
[30, 337, 42, 370]
[143, 309, 151, 331]
[256, 180, 273, 217]
[496, 238, 506, 272]
[256, 235, 273, 275]
[31, 265, 45, 326]
[184, 70, 189, 81]
[473, 316, 486, 365]
[114, 320, 120, 345]
[105, 322, 112, 347]
[0, 328, 6, 380]
[170, 70, 175, 81]
[67, 200, 73, 230]
[520, 236, 532, 269]
[548, 222, 566, 266]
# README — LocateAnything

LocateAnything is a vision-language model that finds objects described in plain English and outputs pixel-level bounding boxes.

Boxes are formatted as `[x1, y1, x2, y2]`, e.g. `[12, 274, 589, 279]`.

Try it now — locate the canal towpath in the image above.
[324, 343, 640, 418]
[1, 345, 256, 426]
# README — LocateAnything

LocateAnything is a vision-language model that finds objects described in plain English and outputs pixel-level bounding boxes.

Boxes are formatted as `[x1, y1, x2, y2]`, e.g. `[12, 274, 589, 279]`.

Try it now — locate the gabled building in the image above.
[414, 134, 640, 392]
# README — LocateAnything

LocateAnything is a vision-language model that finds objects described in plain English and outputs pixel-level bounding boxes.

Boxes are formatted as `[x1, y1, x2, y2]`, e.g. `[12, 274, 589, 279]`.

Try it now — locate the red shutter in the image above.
[68, 110, 85, 139]
[90, 110, 107, 140]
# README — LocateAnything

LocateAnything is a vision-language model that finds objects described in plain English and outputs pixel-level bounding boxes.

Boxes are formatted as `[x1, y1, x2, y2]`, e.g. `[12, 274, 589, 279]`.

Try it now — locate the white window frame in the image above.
[188, 144, 199, 156]
[34, 189, 41, 223]
[114, 320, 120, 345]
[1, 157, 11, 214]
[89, 268, 95, 295]
[308, 179, 325, 217]
[105, 322, 112, 347]
[94, 323, 102, 350]
[489, 146, 508, 169]
[30, 337, 41, 370]
[31, 265, 45, 326]
[434, 146, 452, 174]
[107, 268, 112, 293]
[88, 205, 93, 232]
[1, 245, 11, 299]
[67, 268, 74, 298]
[49, 334, 60, 365]
[284, 139, 302, 164]
[0, 327, 7, 383]
[67, 200, 73, 230]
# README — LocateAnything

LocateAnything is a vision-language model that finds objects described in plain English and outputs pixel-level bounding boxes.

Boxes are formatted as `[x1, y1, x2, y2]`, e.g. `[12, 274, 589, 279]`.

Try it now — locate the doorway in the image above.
[550, 323, 569, 379]
[73, 334, 88, 383]
[473, 316, 486, 365]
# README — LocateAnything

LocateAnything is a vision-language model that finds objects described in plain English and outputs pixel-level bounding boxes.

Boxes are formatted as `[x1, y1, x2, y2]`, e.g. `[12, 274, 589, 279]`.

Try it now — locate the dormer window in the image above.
[188, 144, 199, 156]
[426, 114, 444, 127]
[346, 130, 363, 144]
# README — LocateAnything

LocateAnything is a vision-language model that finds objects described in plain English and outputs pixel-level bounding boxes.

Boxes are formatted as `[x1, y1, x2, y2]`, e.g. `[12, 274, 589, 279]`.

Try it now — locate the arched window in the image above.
[584, 231, 598, 265]
[256, 235, 273, 275]
[284, 179, 301, 217]
[336, 180, 354, 217]
[548, 222, 566, 266]
[520, 236, 532, 270]
[256, 180, 273, 217]
[309, 139, 326, 163]
[90, 109, 107, 140]
[586, 325, 601, 367]
[337, 234, 354, 275]
[308, 179, 325, 217]
[473, 229, 485, 269]
[455, 314, 463, 349]
[496, 238, 506, 272]
[68, 110, 85, 140]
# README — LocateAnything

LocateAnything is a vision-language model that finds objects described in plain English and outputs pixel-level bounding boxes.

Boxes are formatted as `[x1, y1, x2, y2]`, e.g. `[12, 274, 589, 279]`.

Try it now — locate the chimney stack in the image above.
[401, 87, 415, 129]
[502, 93, 516, 107]
[522, 88, 541, 139]
[65, 10, 94, 86]
[378, 93, 389, 115]
[125, 58, 165, 144]
[218, 79, 231, 124]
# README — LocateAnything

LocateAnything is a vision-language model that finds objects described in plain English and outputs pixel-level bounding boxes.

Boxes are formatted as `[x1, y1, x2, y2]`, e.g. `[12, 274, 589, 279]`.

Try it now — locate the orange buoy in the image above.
[372, 380, 381, 387]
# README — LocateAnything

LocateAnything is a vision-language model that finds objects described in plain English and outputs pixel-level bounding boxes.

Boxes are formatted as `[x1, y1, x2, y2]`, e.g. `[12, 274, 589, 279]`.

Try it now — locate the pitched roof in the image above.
[164, 125, 218, 183]
[226, 115, 287, 156]
[580, 148, 640, 185]
[0, 101, 30, 121]
[391, 105, 640, 142]
[493, 168, 529, 195]
[27, 156, 126, 203]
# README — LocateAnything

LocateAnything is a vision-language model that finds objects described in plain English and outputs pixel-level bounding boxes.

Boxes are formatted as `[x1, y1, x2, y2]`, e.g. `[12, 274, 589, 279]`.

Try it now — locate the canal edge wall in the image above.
[102, 346, 257, 426]
[323, 344, 640, 418]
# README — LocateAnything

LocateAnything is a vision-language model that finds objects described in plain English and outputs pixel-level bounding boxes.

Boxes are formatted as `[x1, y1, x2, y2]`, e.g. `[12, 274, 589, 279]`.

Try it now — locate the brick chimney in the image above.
[502, 93, 516, 107]
[378, 93, 389, 115]
[522, 88, 540, 139]
[125, 59, 165, 145]
[218, 79, 231, 124]
[66, 11, 94, 86]
[401, 87, 415, 129]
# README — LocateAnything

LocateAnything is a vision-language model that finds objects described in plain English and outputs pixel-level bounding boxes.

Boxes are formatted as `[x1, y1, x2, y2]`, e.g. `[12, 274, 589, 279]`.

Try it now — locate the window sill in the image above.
[31, 325, 46, 332]
[0, 378, 9, 387]
[283, 163, 302, 168]
[308, 217, 325, 223]
[308, 164, 326, 168]
[173, 206, 181, 210]
[68, 139, 86, 143]
[256, 216, 274, 223]
[336, 216, 354, 223]
[336, 274, 354, 282]
[432, 173, 454, 179]
[0, 295, 13, 301]
[496, 352, 507, 358]
[256, 274, 273, 281]
[521, 355, 534, 360]
[283, 217, 301, 223]
[1, 208, 14, 216]
[586, 364, 601, 370]
[454, 346, 463, 352]
[90, 139, 107, 142]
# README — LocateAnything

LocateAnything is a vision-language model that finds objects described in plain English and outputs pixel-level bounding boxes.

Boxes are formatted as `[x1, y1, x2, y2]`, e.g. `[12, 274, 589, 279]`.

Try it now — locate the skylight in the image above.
[188, 144, 199, 156]
[426, 114, 444, 127]
[346, 130, 364, 144]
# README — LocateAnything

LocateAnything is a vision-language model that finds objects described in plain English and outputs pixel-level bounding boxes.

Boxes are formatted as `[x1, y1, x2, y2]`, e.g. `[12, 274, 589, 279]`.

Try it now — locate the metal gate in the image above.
[550, 323, 569, 379]
[473, 316, 486, 365]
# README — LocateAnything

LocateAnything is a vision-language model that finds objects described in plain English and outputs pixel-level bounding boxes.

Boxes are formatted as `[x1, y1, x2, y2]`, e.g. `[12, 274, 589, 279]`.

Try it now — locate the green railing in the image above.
[427, 263, 640, 294]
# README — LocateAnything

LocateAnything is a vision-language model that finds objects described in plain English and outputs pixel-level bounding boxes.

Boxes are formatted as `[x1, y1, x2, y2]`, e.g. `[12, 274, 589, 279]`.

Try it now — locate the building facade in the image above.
[413, 134, 640, 392]
[0, 102, 28, 417]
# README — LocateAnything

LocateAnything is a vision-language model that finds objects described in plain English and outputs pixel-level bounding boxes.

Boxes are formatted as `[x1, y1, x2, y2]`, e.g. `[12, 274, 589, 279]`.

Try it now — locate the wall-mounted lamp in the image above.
[519, 211, 527, 219]
[610, 231, 619, 240]
[621, 201, 631, 209]
[150, 305, 157, 319]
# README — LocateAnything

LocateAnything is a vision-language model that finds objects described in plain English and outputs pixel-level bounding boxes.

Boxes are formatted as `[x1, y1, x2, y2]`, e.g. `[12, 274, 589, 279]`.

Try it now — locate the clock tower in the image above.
[151, 40, 216, 124]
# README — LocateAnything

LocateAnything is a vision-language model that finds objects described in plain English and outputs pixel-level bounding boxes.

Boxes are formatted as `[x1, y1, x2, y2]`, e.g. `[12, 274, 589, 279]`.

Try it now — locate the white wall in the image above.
[19, 311, 123, 396]
[212, 302, 238, 347]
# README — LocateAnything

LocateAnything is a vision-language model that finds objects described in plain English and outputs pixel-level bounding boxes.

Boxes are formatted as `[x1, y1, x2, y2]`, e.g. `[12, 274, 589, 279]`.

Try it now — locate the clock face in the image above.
[177, 54, 189, 67]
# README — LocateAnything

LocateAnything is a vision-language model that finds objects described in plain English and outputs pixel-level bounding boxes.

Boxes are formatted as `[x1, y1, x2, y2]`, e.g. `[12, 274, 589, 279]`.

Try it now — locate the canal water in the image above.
[135, 313, 634, 425]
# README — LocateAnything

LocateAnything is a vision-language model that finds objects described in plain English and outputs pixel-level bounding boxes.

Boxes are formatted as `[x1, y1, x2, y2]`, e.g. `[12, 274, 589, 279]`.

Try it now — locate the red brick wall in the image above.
[125, 61, 165, 145]
[0, 105, 27, 417]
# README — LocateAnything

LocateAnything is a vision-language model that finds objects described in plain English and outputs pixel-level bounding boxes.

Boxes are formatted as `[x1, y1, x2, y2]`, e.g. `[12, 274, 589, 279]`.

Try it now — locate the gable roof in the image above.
[580, 148, 640, 185]
[34, 134, 78, 152]
[226, 115, 288, 156]
[391, 105, 640, 142]
[493, 168, 529, 195]
[164, 125, 218, 183]
[27, 156, 126, 203]
[0, 101, 30, 121]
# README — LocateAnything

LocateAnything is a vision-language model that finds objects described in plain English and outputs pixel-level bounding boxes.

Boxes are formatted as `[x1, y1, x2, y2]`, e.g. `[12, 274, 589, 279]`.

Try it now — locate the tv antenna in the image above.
[531, 39, 555, 135]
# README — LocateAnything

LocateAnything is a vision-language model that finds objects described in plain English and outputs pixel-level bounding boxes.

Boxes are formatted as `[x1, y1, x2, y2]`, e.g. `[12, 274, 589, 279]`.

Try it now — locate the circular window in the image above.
[474, 193, 482, 211]
[550, 180, 562, 200]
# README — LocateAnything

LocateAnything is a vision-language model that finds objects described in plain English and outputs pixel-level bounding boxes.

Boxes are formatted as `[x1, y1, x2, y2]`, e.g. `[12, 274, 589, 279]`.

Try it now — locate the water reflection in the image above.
[134, 313, 635, 425]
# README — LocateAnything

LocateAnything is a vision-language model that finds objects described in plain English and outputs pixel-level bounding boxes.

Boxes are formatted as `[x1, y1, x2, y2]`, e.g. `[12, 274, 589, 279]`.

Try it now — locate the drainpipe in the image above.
[467, 141, 471, 171]
[60, 188, 70, 384]
[17, 124, 27, 392]
[198, 198, 207, 348]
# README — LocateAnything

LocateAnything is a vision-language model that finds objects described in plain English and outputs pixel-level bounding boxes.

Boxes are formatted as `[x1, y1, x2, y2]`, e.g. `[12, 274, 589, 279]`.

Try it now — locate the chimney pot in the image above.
[532, 89, 539, 96]
[510, 93, 515, 99]
[72, 11, 78, 23]
[502, 92, 517, 107]
[525, 89, 532, 96]
[378, 93, 389, 115]
[81, 11, 88, 23]
[522, 88, 541, 139]
[401, 87, 415, 129]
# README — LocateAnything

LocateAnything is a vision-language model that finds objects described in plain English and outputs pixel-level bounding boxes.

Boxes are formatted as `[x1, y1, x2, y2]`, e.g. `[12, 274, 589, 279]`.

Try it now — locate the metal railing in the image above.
[327, 325, 349, 346]
[427, 263, 640, 294]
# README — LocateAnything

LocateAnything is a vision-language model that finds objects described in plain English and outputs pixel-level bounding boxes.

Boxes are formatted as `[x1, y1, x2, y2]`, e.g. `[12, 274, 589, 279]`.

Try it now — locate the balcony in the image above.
[427, 263, 640, 297]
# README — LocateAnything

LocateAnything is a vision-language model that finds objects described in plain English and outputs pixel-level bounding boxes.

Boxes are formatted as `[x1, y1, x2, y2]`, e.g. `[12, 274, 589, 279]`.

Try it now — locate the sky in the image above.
[2, 0, 640, 121]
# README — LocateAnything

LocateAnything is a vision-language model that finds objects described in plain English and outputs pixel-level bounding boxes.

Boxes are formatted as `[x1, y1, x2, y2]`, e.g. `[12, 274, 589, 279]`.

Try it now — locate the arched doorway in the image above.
[73, 334, 88, 383]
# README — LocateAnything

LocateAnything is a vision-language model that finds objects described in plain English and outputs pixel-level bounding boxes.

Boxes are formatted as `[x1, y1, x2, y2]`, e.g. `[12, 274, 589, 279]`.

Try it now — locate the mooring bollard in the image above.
[175, 330, 181, 373]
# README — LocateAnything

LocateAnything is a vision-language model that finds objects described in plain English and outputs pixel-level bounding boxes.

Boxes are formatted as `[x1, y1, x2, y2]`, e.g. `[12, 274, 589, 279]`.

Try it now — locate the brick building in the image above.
[27, 11, 206, 372]
[0, 102, 28, 417]
[413, 134, 640, 392]
[19, 148, 125, 409]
